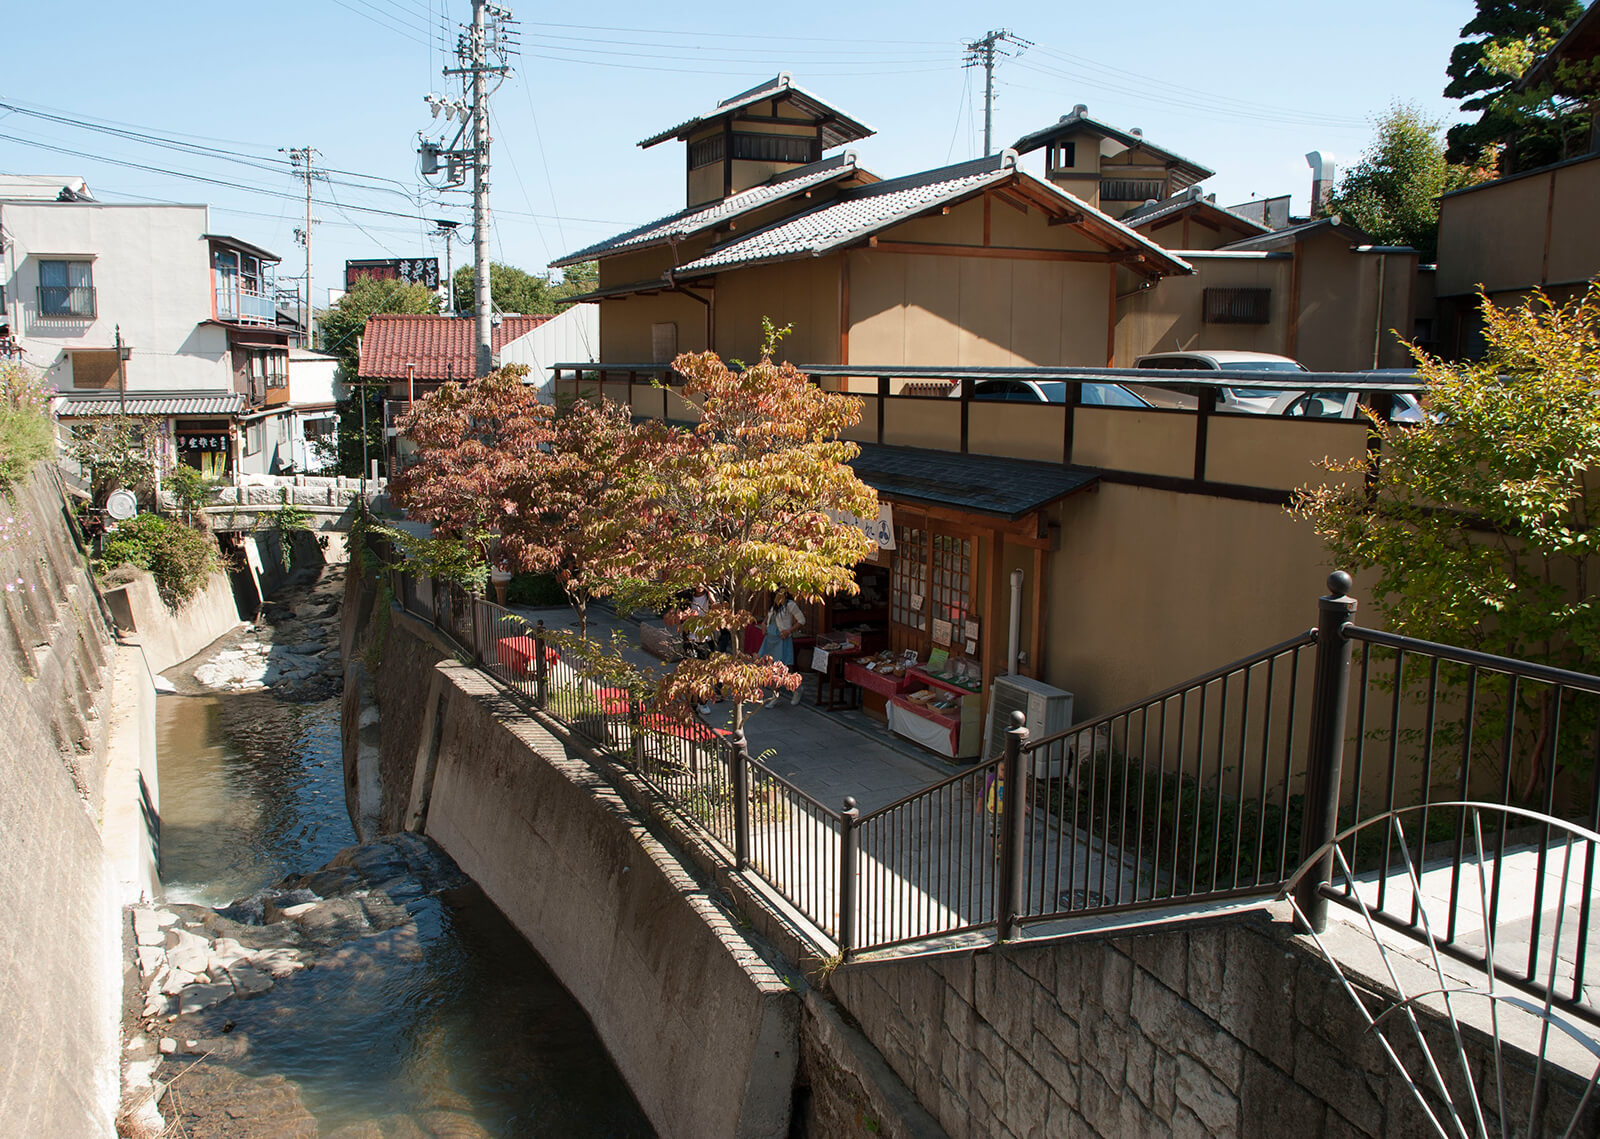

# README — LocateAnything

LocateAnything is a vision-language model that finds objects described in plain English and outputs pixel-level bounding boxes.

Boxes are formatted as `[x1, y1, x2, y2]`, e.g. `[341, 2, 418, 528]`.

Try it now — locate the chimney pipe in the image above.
[1306, 151, 1337, 212]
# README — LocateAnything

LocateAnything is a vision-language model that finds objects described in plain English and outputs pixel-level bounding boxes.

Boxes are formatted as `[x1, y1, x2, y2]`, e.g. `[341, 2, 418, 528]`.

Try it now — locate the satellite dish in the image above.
[104, 489, 138, 522]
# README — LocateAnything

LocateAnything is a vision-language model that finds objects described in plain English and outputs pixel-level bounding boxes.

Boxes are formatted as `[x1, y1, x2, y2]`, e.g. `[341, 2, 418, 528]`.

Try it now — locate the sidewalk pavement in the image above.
[504, 601, 961, 813]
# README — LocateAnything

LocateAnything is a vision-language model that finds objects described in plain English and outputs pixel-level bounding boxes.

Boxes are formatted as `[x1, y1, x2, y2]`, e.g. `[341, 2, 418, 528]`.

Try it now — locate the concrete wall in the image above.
[0, 466, 132, 1139]
[827, 909, 1595, 1139]
[352, 598, 802, 1138]
[100, 566, 241, 674]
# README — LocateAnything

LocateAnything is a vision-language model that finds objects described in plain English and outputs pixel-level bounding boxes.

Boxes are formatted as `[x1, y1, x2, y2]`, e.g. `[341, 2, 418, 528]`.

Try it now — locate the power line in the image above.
[519, 19, 953, 46]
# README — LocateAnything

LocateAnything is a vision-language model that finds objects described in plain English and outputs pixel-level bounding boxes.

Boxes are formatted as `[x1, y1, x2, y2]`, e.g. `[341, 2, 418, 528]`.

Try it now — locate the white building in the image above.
[0, 177, 299, 480]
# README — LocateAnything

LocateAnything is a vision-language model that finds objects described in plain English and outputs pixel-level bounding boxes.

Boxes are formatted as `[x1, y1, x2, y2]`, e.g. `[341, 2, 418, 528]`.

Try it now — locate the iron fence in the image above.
[386, 564, 1600, 1013]
[393, 573, 846, 942]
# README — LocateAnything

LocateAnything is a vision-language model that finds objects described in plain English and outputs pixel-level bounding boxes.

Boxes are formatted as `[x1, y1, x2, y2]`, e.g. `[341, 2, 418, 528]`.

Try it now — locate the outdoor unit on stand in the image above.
[983, 675, 1075, 777]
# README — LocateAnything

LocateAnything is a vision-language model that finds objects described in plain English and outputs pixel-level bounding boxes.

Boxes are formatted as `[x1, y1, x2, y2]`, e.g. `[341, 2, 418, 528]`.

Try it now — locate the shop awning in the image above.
[847, 444, 1099, 521]
[55, 392, 245, 417]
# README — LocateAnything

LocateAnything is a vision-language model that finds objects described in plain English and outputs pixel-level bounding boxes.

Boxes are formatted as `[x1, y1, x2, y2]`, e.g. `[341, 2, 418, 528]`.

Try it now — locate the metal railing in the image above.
[215, 278, 276, 324]
[37, 285, 96, 318]
[389, 562, 1600, 1014]
[393, 571, 847, 942]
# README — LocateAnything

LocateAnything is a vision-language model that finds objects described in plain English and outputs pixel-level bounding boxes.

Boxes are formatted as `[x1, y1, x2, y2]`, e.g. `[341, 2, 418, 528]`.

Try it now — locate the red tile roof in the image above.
[356, 313, 554, 381]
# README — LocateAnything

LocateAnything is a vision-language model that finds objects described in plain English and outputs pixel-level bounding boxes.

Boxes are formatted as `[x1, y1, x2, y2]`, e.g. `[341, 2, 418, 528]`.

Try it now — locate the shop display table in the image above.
[886, 667, 983, 760]
[811, 644, 863, 710]
[843, 660, 917, 721]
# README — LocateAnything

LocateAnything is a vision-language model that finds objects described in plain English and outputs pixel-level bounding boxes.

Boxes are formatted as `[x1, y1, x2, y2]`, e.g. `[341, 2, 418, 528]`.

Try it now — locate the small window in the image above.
[38, 259, 95, 317]
[732, 132, 818, 165]
[1203, 287, 1272, 325]
[1100, 179, 1167, 202]
[688, 134, 725, 170]
[651, 322, 678, 364]
[1047, 141, 1076, 172]
[69, 349, 121, 389]
[244, 422, 263, 456]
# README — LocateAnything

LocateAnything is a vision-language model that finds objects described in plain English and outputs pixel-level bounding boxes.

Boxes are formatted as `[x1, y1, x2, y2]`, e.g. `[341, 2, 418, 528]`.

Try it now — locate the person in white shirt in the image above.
[760, 589, 807, 705]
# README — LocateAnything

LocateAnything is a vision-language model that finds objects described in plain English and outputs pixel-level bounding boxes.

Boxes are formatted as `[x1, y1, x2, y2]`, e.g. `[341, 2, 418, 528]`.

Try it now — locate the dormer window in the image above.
[1047, 142, 1076, 173]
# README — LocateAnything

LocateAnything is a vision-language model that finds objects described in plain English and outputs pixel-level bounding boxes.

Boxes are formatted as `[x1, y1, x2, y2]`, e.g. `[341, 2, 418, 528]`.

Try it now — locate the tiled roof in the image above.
[672, 153, 1191, 278]
[1118, 188, 1268, 234]
[1219, 216, 1373, 252]
[639, 73, 873, 151]
[56, 392, 245, 417]
[549, 153, 864, 268]
[1012, 108, 1213, 183]
[849, 444, 1099, 520]
[357, 314, 554, 380]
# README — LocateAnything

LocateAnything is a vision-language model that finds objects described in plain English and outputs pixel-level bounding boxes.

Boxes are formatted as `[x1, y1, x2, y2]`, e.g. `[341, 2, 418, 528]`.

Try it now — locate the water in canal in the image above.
[154, 586, 653, 1137]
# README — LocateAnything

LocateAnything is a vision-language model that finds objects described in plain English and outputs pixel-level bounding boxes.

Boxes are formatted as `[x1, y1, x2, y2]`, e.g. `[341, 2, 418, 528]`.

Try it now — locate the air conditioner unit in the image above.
[984, 675, 1075, 778]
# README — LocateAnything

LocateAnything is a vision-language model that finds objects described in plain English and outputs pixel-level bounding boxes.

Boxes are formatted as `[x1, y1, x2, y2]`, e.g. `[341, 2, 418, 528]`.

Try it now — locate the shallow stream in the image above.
[149, 572, 652, 1138]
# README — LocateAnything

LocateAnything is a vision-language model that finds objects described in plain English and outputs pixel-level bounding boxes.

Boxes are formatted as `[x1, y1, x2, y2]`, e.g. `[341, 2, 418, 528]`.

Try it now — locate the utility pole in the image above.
[432, 219, 462, 313]
[422, 4, 516, 376]
[282, 146, 320, 348]
[963, 30, 1032, 157]
[469, 0, 492, 376]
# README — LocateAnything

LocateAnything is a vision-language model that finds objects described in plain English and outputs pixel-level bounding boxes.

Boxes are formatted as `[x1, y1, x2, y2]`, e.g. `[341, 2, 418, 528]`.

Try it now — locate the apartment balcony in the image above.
[38, 285, 97, 319]
[214, 278, 276, 325]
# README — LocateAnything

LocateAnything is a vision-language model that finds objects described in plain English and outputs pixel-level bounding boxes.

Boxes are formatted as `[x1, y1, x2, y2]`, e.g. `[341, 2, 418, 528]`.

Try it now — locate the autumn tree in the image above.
[388, 364, 552, 588]
[1444, 0, 1584, 168]
[501, 394, 678, 638]
[630, 322, 879, 729]
[1292, 282, 1600, 802]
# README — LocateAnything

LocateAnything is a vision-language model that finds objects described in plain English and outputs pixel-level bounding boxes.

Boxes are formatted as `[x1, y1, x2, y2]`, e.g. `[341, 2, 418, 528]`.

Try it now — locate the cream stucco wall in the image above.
[0, 201, 232, 393]
[1114, 253, 1292, 364]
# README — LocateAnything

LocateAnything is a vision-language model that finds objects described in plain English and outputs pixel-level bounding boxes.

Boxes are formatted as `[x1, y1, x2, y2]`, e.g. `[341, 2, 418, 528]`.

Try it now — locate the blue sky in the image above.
[2, 1, 1475, 306]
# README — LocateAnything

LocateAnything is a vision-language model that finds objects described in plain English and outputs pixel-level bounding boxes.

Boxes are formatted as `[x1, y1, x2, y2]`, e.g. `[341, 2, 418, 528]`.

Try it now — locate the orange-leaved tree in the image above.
[388, 364, 552, 585]
[639, 320, 878, 730]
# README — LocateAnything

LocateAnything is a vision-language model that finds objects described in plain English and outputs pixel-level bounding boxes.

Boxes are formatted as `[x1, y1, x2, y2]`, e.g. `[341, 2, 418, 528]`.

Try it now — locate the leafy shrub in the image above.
[100, 513, 219, 607]
[0, 361, 55, 491]
[166, 465, 216, 519]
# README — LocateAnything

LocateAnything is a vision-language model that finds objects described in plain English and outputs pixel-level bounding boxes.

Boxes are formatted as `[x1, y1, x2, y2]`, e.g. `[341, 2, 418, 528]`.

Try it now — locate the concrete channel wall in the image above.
[0, 468, 129, 1138]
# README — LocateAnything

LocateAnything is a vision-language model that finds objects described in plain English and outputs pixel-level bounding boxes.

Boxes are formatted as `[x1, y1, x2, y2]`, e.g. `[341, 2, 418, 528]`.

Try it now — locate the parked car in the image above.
[1131, 350, 1309, 413]
[947, 378, 1151, 406]
[1268, 388, 1428, 424]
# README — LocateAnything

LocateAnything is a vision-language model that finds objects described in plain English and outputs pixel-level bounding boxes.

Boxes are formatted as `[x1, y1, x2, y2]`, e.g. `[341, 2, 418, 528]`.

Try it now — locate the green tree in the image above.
[450, 260, 598, 315]
[1323, 104, 1486, 260]
[1292, 282, 1600, 802]
[1444, 0, 1583, 168]
[317, 277, 439, 477]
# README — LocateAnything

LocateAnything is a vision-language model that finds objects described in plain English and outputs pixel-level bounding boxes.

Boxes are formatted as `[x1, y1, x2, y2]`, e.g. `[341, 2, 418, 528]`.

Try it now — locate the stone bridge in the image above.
[198, 474, 386, 533]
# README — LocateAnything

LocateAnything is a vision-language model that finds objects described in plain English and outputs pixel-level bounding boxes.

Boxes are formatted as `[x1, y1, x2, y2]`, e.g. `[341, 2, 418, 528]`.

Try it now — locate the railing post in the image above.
[533, 620, 549, 710]
[1297, 570, 1359, 932]
[839, 796, 859, 958]
[998, 710, 1030, 940]
[732, 728, 751, 870]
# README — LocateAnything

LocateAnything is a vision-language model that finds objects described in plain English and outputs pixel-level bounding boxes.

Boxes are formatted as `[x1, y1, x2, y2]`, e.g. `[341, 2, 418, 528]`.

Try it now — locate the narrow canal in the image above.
[144, 565, 653, 1138]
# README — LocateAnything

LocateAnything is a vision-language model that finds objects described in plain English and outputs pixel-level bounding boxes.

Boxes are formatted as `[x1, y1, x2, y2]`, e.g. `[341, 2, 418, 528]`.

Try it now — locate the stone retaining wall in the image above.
[827, 909, 1596, 1138]
[101, 567, 241, 674]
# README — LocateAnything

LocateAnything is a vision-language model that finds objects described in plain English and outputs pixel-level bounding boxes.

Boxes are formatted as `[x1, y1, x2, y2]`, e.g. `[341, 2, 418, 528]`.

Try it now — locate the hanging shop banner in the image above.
[177, 432, 228, 452]
[829, 502, 896, 550]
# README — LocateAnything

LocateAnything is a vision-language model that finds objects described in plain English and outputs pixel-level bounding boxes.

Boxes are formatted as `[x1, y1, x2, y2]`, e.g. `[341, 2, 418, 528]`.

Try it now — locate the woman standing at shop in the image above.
[760, 588, 807, 706]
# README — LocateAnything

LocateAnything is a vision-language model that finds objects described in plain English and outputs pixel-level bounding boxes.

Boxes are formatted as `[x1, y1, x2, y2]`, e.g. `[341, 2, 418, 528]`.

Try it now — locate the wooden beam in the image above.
[981, 530, 1005, 698]
[838, 256, 850, 365]
[1286, 249, 1303, 358]
[1105, 265, 1117, 367]
[867, 241, 1145, 263]
[990, 188, 1031, 215]
[983, 195, 992, 247]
